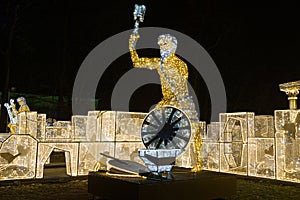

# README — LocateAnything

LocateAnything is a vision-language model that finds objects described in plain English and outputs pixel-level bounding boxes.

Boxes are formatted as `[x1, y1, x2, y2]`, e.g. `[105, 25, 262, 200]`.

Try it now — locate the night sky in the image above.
[1, 0, 300, 122]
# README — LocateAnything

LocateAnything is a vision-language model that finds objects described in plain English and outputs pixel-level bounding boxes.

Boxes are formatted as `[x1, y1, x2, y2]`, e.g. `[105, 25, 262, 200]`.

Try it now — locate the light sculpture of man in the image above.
[16, 97, 30, 113]
[129, 33, 202, 172]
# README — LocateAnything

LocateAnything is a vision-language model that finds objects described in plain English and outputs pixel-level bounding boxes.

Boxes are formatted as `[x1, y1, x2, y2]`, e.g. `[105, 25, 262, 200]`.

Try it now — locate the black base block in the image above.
[88, 169, 236, 200]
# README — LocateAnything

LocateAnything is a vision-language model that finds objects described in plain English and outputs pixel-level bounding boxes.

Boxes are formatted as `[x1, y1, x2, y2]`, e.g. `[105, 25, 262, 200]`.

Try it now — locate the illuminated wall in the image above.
[0, 135, 37, 180]
[0, 109, 300, 183]
[201, 111, 299, 183]
[275, 110, 300, 183]
[248, 115, 275, 179]
[219, 112, 254, 175]
[0, 110, 148, 180]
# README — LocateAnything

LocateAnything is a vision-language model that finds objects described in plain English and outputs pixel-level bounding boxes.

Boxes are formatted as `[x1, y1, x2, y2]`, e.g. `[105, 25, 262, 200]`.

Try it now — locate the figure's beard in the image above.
[160, 49, 172, 59]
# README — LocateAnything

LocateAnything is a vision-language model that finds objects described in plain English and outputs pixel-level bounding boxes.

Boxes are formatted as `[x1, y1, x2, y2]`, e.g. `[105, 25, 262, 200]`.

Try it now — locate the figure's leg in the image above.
[8, 123, 17, 134]
[191, 123, 202, 172]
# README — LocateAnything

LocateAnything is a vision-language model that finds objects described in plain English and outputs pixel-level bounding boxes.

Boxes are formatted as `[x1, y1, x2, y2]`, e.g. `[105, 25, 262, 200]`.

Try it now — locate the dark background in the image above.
[1, 0, 300, 131]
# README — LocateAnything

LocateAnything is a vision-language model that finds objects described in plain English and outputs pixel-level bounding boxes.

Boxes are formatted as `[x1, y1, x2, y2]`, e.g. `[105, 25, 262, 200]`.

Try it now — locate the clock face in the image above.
[141, 106, 191, 150]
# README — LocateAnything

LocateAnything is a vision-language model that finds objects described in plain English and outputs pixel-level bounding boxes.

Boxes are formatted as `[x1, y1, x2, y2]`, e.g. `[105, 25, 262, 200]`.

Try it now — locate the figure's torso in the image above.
[157, 54, 189, 105]
[19, 104, 30, 113]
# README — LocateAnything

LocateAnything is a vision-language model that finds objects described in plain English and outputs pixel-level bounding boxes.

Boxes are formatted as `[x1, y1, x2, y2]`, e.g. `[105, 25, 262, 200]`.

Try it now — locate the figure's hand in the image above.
[129, 33, 140, 50]
[4, 103, 9, 108]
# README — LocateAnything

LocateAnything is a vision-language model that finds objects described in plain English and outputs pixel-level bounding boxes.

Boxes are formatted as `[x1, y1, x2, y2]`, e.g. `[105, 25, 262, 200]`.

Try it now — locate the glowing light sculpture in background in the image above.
[0, 135, 37, 180]
[219, 112, 254, 175]
[279, 80, 300, 110]
[275, 80, 300, 182]
[248, 115, 275, 179]
[275, 109, 300, 183]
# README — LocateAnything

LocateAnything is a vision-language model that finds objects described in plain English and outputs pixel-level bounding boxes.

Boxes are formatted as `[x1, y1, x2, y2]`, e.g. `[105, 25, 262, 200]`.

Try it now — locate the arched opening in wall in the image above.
[43, 150, 67, 177]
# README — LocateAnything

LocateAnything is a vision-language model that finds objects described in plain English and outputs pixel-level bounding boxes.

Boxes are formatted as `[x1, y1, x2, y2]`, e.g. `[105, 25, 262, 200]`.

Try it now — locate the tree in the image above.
[0, 0, 19, 132]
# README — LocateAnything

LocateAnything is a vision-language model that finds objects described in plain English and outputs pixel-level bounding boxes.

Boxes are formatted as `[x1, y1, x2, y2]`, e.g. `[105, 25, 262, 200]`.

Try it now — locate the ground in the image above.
[0, 179, 89, 200]
[0, 172, 299, 200]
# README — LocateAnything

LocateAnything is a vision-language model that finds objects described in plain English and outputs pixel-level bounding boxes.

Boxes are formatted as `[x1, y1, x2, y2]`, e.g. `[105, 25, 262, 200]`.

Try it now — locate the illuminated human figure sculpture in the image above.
[4, 99, 17, 134]
[129, 33, 202, 171]
[16, 97, 30, 113]
[4, 97, 30, 134]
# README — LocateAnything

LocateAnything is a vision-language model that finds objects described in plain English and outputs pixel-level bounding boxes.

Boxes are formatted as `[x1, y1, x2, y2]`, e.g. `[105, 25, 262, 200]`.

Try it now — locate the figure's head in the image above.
[157, 34, 177, 56]
[17, 97, 26, 106]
